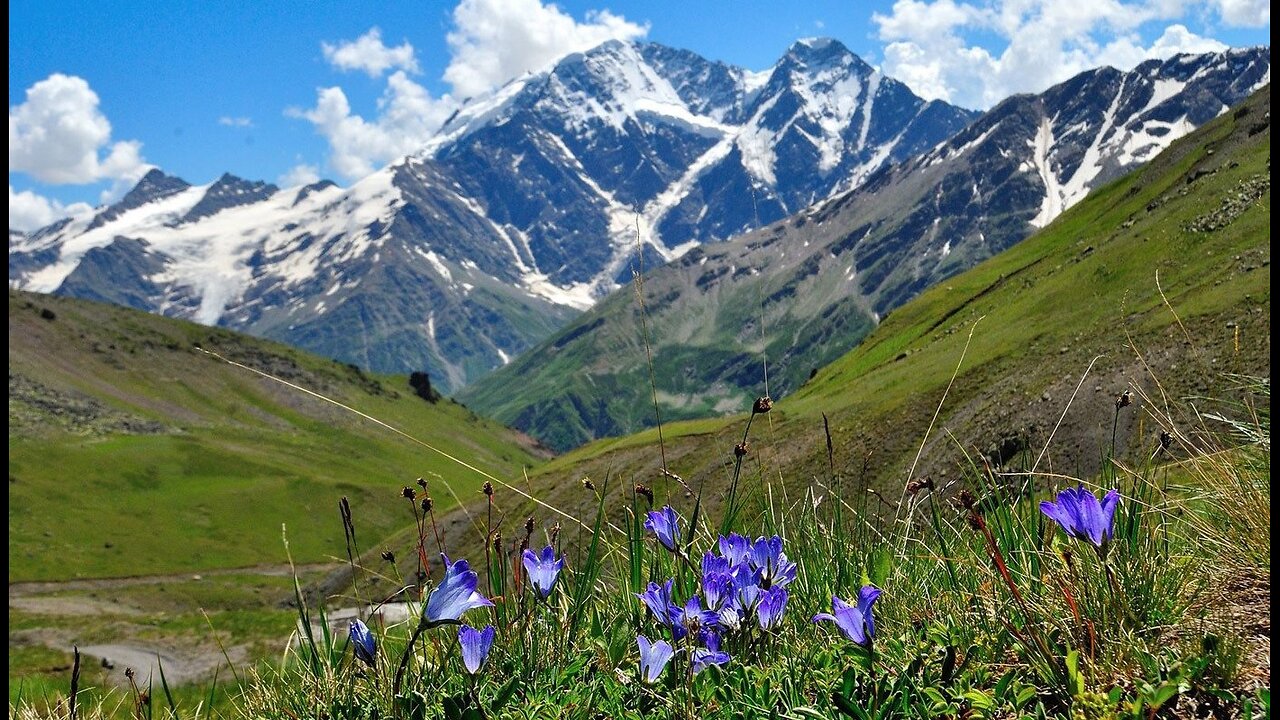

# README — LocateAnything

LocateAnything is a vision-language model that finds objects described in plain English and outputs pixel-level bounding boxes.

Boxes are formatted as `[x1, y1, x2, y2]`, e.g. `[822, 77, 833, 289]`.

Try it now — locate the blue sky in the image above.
[8, 0, 1270, 229]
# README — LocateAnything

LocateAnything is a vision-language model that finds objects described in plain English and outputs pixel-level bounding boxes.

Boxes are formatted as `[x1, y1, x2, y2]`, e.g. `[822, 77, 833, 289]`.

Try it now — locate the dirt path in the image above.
[77, 643, 243, 687]
[10, 562, 342, 688]
[8, 562, 339, 597]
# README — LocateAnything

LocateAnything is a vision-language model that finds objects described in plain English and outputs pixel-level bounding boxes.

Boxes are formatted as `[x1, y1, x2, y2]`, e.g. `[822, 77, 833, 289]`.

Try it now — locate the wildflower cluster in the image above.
[635, 505, 862, 684]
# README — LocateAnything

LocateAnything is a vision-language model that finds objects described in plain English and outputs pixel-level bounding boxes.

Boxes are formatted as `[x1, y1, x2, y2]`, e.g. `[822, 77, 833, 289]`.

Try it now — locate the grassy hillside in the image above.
[439, 85, 1270, 552]
[8, 290, 546, 582]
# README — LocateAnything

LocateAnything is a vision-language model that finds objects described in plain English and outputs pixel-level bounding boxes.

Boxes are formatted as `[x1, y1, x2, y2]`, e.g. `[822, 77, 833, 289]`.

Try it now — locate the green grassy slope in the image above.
[440, 85, 1271, 548]
[8, 291, 546, 582]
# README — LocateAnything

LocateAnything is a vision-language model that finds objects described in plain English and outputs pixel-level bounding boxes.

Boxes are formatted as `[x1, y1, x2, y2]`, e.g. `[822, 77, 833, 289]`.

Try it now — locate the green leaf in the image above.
[867, 548, 892, 587]
[940, 645, 957, 684]
[963, 690, 995, 711]
[1015, 686, 1038, 707]
[832, 692, 869, 719]
[1065, 649, 1084, 696]
[491, 675, 520, 712]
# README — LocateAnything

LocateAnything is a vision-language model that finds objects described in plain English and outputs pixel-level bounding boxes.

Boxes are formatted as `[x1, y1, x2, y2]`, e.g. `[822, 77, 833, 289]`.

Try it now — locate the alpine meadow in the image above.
[7, 4, 1271, 719]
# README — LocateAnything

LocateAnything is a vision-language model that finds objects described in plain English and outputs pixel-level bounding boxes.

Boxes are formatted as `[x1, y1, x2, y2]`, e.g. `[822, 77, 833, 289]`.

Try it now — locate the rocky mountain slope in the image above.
[460, 48, 1270, 451]
[9, 39, 975, 392]
[444, 83, 1271, 546]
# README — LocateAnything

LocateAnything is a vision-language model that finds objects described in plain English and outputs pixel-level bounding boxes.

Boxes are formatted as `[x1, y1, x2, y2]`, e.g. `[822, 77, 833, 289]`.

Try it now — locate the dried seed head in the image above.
[1116, 390, 1133, 409]
[966, 510, 985, 531]
[635, 483, 654, 504]
[125, 667, 135, 680]
[958, 489, 979, 511]
[550, 523, 561, 545]
[733, 442, 749, 457]
[752, 396, 774, 415]
[381, 550, 396, 563]
[581, 477, 596, 491]
[524, 516, 536, 536]
[491, 531, 503, 552]
[482, 481, 494, 497]
[906, 476, 934, 495]
[416, 477, 428, 490]
[402, 486, 417, 500]
[420, 496, 433, 513]
[1159, 430, 1173, 450]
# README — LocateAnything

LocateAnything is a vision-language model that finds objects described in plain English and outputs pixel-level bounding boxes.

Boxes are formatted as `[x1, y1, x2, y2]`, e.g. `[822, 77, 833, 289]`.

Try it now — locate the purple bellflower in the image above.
[349, 619, 376, 666]
[718, 533, 752, 565]
[813, 586, 881, 648]
[732, 563, 762, 613]
[521, 545, 565, 598]
[756, 586, 789, 631]
[425, 554, 494, 625]
[644, 506, 683, 552]
[1040, 485, 1122, 549]
[750, 535, 797, 588]
[670, 595, 718, 641]
[692, 631, 731, 674]
[458, 624, 495, 675]
[702, 571, 734, 611]
[702, 551, 732, 578]
[636, 579, 678, 627]
[636, 635, 675, 684]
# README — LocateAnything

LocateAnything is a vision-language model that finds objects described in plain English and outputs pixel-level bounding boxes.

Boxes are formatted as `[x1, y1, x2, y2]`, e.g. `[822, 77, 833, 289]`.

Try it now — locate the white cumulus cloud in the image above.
[873, 0, 1248, 109]
[322, 27, 420, 77]
[444, 0, 648, 98]
[296, 1, 648, 180]
[289, 71, 455, 180]
[8, 185, 93, 232]
[9, 73, 149, 185]
[278, 163, 322, 188]
[1216, 0, 1269, 26]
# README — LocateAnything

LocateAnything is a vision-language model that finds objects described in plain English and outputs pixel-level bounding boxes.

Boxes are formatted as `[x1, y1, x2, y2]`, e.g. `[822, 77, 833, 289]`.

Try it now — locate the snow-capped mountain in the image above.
[458, 47, 1271, 450]
[9, 39, 975, 391]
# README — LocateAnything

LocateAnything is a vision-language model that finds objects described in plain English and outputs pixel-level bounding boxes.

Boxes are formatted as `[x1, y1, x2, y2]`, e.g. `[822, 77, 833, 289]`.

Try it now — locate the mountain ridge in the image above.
[459, 47, 1270, 451]
[9, 38, 976, 392]
[440, 83, 1270, 555]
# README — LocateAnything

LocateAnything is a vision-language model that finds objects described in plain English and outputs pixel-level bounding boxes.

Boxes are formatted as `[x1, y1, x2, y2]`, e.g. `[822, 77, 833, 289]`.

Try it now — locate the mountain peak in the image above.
[783, 37, 855, 63]
[81, 168, 191, 231]
[121, 168, 191, 207]
[180, 174, 279, 223]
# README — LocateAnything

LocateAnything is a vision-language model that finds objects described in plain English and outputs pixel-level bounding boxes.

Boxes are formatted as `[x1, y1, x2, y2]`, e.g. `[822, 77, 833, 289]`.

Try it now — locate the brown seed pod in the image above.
[906, 476, 934, 495]
[752, 396, 774, 415]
